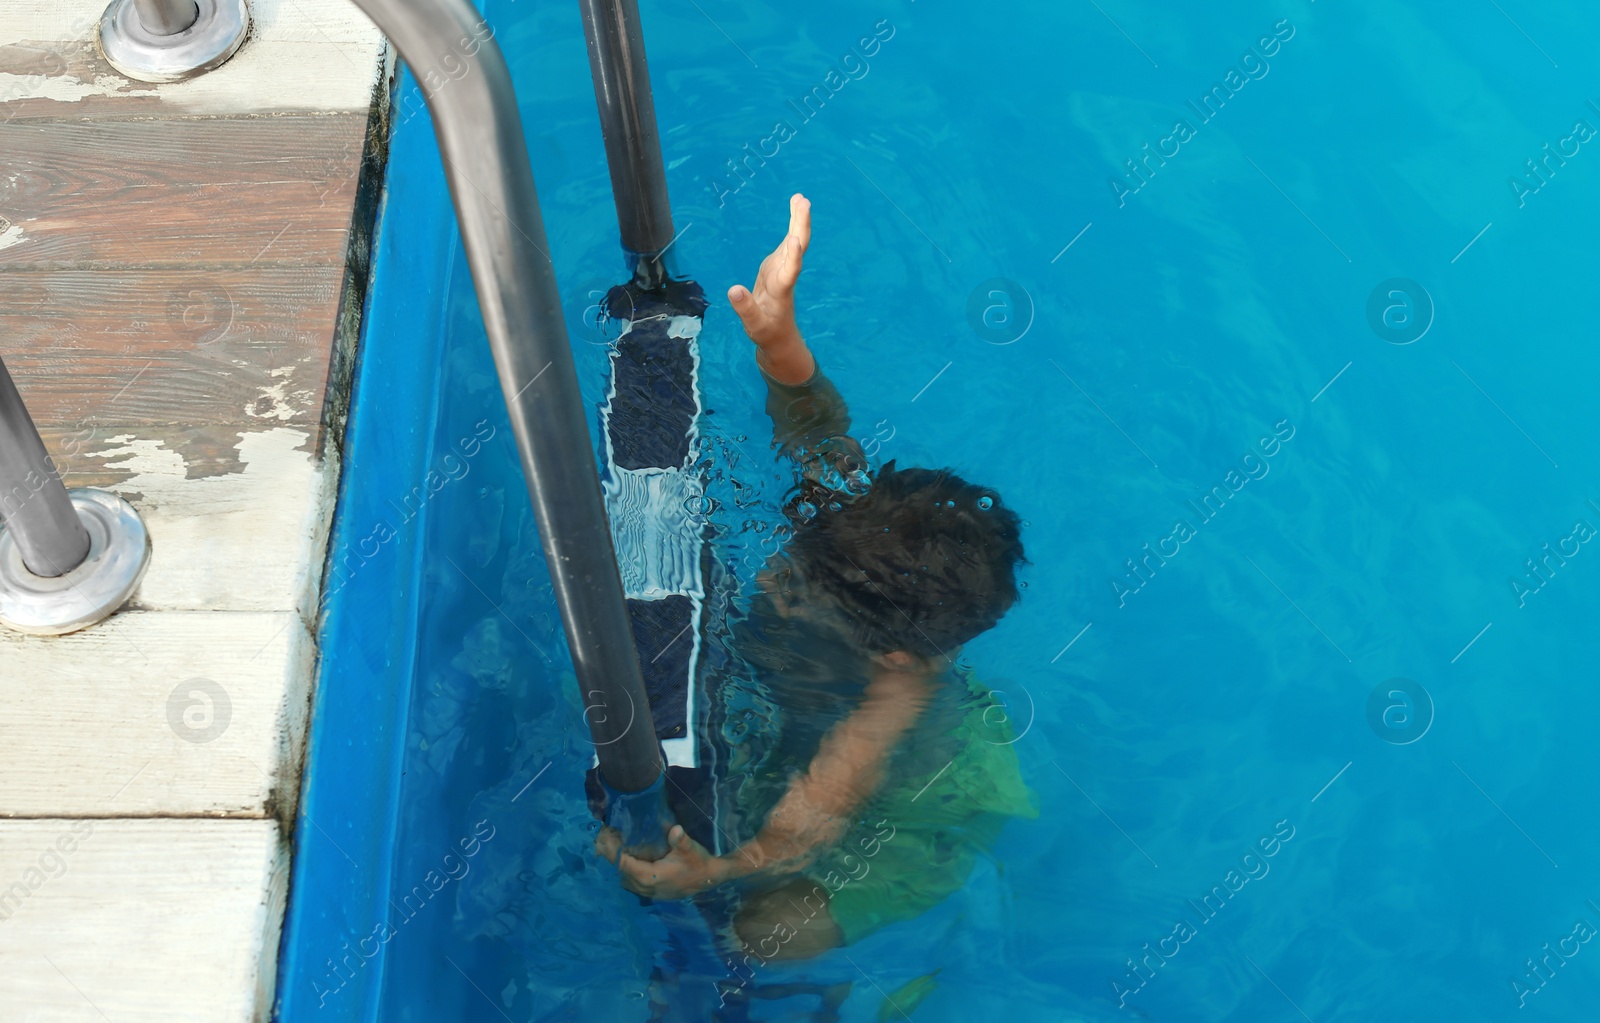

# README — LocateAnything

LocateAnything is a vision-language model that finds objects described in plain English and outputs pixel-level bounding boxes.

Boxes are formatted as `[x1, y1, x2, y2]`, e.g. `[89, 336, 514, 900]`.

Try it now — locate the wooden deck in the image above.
[0, 2, 388, 1018]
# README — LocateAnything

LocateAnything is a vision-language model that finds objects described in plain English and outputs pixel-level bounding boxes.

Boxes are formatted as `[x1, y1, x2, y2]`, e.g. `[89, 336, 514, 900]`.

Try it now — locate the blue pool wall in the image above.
[273, 57, 461, 1020]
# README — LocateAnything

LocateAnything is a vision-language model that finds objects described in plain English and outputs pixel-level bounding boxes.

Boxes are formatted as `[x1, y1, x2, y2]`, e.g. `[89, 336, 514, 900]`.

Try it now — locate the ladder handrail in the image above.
[348, 0, 663, 797]
[579, 0, 676, 277]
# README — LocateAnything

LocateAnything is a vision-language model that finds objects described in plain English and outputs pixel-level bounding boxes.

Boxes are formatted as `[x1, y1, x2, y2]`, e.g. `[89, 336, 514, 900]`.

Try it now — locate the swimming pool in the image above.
[277, 0, 1600, 1019]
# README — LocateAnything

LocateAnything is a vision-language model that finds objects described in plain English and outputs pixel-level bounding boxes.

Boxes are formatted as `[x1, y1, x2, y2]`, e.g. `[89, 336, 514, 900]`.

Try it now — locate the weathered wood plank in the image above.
[5, 424, 336, 610]
[0, 267, 345, 428]
[84, 425, 335, 613]
[0, 0, 385, 118]
[0, 819, 285, 1022]
[0, 611, 312, 818]
[0, 114, 367, 268]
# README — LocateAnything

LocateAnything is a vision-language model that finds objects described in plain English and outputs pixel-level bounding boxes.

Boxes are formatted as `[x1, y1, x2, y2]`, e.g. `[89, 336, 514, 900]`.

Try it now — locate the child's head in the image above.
[784, 461, 1027, 659]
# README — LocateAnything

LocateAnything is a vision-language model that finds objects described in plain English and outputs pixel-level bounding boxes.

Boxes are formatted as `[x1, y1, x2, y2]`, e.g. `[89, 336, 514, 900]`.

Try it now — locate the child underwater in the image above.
[597, 194, 1037, 959]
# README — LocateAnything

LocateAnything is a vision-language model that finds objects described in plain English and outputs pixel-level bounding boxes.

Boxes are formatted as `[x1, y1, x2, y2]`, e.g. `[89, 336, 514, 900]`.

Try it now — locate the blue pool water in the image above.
[279, 1, 1600, 1020]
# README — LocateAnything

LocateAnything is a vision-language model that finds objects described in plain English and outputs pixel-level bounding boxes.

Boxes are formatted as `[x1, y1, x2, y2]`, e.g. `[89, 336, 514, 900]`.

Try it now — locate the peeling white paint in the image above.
[97, 427, 336, 613]
[0, 224, 25, 252]
[0, 70, 157, 103]
[247, 366, 316, 422]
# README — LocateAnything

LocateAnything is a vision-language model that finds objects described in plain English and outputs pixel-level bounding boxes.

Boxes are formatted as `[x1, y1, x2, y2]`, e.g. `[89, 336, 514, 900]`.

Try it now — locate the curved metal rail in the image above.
[347, 0, 664, 800]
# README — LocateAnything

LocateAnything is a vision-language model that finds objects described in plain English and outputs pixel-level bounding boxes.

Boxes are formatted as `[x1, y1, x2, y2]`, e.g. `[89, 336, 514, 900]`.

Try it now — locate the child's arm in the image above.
[600, 652, 940, 898]
[718, 652, 937, 879]
[731, 195, 869, 494]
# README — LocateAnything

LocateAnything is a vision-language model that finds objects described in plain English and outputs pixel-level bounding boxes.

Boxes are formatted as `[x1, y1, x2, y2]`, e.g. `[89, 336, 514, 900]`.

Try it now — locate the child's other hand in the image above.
[729, 193, 815, 384]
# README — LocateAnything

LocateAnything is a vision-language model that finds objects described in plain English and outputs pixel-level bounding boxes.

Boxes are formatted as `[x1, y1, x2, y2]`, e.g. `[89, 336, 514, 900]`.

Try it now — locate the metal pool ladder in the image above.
[343, 0, 674, 830]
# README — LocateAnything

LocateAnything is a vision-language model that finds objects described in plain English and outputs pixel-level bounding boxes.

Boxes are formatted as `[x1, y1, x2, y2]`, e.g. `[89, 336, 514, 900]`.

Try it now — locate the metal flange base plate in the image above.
[98, 0, 250, 84]
[0, 489, 152, 636]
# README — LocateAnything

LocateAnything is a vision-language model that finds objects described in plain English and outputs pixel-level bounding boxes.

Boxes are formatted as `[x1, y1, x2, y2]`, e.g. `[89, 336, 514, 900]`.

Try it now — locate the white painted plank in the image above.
[0, 611, 311, 818]
[0, 819, 285, 1023]
[96, 426, 338, 616]
[0, 0, 387, 115]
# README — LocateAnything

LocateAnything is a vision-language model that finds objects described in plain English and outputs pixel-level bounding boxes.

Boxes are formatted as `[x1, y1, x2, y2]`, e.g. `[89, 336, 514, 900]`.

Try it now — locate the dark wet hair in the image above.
[785, 461, 1027, 658]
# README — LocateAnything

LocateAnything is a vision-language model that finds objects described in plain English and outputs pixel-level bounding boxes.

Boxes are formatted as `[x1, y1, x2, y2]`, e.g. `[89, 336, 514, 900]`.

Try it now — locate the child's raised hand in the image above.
[729, 194, 816, 384]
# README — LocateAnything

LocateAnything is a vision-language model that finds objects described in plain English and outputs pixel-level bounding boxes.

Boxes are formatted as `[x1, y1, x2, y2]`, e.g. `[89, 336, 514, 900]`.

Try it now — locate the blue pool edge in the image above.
[272, 65, 460, 1022]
